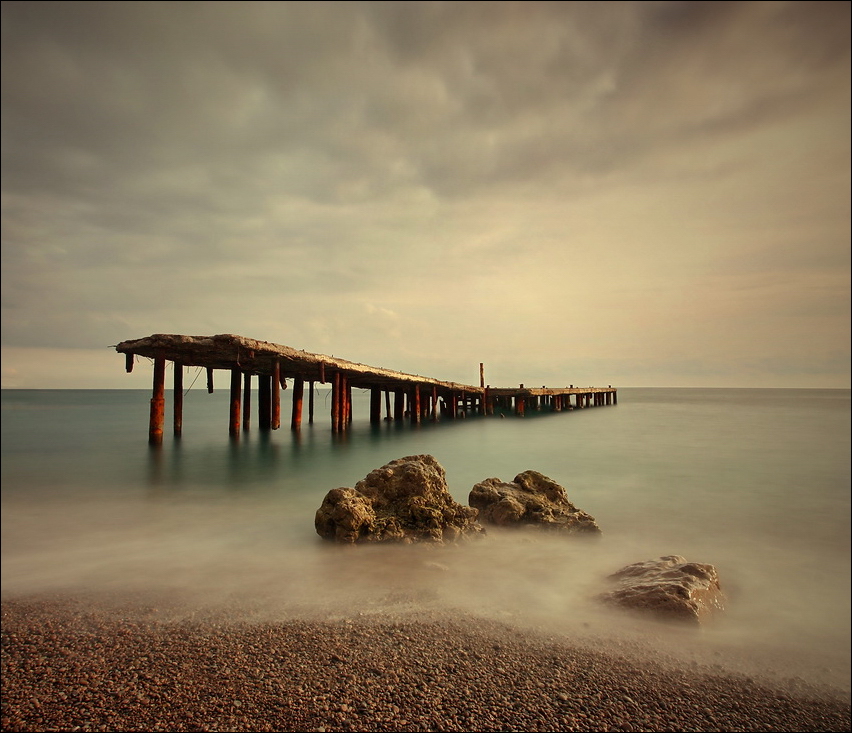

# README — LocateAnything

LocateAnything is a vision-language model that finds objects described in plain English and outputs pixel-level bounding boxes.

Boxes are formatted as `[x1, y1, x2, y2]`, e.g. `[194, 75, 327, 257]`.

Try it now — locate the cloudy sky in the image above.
[2, 1, 849, 390]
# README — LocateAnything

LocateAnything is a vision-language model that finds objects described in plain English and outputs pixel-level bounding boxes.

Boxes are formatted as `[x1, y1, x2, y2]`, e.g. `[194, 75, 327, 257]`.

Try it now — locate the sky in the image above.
[1, 1, 849, 390]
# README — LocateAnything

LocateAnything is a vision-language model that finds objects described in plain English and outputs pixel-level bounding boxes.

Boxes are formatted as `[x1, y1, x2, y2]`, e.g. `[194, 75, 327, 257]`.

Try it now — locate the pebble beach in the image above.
[2, 594, 849, 733]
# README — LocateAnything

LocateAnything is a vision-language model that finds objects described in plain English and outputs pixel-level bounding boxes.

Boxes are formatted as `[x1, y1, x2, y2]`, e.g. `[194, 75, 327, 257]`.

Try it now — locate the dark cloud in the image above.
[1, 2, 848, 386]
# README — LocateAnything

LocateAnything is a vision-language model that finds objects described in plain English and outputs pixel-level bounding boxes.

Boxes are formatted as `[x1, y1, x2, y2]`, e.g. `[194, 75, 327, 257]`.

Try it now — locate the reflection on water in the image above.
[2, 388, 850, 693]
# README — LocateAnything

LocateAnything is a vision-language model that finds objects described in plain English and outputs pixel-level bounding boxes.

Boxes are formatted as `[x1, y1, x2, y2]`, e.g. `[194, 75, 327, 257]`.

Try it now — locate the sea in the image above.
[2, 387, 850, 694]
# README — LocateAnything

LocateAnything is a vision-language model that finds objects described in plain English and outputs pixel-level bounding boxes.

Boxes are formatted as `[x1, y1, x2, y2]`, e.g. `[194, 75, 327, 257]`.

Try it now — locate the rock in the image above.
[468, 470, 601, 535]
[597, 555, 726, 624]
[315, 454, 485, 544]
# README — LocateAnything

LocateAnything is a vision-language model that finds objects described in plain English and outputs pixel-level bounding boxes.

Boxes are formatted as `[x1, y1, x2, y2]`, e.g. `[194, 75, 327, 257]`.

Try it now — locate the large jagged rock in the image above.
[468, 470, 601, 535]
[597, 555, 726, 625]
[315, 455, 485, 544]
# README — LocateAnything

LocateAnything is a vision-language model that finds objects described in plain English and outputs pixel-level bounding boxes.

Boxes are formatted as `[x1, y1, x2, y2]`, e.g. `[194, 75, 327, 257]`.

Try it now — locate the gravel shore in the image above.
[2, 594, 849, 733]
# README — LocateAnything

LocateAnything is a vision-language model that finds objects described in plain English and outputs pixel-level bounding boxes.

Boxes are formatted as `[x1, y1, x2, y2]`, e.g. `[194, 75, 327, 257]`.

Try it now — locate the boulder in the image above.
[468, 470, 601, 535]
[597, 555, 726, 624]
[315, 454, 485, 544]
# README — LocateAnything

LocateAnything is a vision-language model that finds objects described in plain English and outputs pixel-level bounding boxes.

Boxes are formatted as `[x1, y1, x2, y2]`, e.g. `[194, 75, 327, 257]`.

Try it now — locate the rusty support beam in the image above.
[271, 361, 281, 430]
[394, 389, 404, 422]
[370, 388, 382, 425]
[206, 368, 214, 393]
[412, 385, 421, 425]
[125, 353, 134, 373]
[258, 374, 271, 430]
[346, 378, 353, 425]
[332, 372, 341, 432]
[308, 381, 315, 423]
[148, 354, 166, 445]
[229, 368, 241, 436]
[291, 376, 304, 430]
[242, 372, 251, 431]
[173, 363, 183, 436]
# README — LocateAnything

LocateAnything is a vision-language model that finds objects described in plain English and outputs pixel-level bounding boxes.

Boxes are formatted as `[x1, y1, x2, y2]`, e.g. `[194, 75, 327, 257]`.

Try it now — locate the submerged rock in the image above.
[315, 454, 485, 544]
[597, 555, 726, 624]
[468, 470, 601, 535]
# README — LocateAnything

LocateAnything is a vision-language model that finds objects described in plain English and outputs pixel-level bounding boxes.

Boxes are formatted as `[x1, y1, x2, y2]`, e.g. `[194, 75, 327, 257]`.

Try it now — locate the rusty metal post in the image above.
[148, 354, 166, 445]
[258, 374, 271, 430]
[394, 389, 404, 421]
[242, 372, 251, 431]
[332, 371, 341, 432]
[412, 385, 421, 425]
[291, 376, 304, 430]
[613, 390, 618, 405]
[385, 390, 391, 421]
[346, 378, 353, 425]
[370, 387, 381, 425]
[125, 353, 134, 373]
[271, 361, 281, 430]
[308, 380, 315, 423]
[206, 368, 214, 393]
[173, 363, 183, 436]
[480, 362, 484, 389]
[229, 368, 241, 436]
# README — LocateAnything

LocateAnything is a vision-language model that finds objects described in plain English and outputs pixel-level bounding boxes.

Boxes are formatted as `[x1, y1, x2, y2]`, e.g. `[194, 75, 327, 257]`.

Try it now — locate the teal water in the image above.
[2, 387, 850, 690]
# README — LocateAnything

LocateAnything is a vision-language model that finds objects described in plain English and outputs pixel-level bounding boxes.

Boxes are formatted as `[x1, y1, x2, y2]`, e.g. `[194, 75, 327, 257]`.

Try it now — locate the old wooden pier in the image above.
[115, 334, 617, 444]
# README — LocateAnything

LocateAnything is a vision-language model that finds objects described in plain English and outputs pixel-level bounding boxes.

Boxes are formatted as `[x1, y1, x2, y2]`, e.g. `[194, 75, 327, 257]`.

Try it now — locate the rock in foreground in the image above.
[315, 454, 484, 544]
[598, 555, 726, 625]
[468, 470, 601, 534]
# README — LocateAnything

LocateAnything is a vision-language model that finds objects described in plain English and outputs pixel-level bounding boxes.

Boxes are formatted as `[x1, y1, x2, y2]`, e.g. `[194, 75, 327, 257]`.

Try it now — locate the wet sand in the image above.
[1, 594, 849, 733]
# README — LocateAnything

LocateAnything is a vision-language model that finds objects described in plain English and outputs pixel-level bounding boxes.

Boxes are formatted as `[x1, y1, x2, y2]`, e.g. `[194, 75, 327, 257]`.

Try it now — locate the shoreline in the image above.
[2, 593, 849, 732]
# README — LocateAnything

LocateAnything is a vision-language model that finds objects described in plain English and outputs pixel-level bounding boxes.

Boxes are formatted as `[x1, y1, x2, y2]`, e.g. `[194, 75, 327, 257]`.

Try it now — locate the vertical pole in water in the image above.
[173, 362, 183, 437]
[412, 385, 421, 425]
[346, 378, 353, 426]
[229, 368, 241, 437]
[385, 390, 392, 421]
[370, 387, 382, 425]
[291, 376, 304, 430]
[613, 390, 618, 405]
[432, 386, 439, 422]
[340, 376, 349, 429]
[206, 368, 214, 393]
[242, 372, 251, 431]
[125, 353, 134, 373]
[394, 389, 404, 422]
[271, 361, 281, 430]
[332, 372, 341, 432]
[258, 374, 271, 430]
[149, 354, 166, 445]
[308, 380, 315, 424]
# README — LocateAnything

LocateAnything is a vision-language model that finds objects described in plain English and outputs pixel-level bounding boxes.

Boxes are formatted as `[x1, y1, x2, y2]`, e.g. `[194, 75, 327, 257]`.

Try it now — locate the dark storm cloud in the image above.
[1, 1, 849, 386]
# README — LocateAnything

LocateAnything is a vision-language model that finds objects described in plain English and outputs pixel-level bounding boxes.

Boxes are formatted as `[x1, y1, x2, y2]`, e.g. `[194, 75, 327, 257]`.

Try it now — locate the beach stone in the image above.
[597, 555, 726, 624]
[315, 454, 485, 544]
[468, 470, 601, 535]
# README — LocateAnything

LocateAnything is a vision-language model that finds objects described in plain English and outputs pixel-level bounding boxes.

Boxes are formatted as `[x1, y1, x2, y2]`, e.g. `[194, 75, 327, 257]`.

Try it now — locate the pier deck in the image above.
[115, 333, 617, 443]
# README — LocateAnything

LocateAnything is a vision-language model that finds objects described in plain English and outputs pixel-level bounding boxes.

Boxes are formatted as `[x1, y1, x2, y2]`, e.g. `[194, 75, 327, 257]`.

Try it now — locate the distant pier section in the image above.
[115, 333, 617, 444]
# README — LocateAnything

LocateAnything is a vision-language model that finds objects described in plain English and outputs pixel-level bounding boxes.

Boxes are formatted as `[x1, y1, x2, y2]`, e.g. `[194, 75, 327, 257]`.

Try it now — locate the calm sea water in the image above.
[2, 387, 850, 691]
